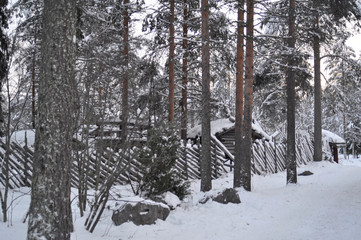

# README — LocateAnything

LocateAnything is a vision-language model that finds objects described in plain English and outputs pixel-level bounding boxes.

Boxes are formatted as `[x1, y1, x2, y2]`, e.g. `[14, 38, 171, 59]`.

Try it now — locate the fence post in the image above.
[273, 137, 278, 174]
[24, 131, 30, 186]
[183, 142, 189, 179]
[212, 140, 218, 178]
[263, 139, 268, 173]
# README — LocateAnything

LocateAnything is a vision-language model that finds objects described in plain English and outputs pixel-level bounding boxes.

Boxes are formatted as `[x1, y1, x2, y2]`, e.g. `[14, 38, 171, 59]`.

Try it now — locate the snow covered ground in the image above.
[2, 156, 361, 240]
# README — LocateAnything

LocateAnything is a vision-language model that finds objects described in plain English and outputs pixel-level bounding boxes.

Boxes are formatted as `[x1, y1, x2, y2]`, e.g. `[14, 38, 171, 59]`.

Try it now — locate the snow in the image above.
[2, 157, 361, 240]
[188, 118, 271, 140]
[188, 118, 235, 138]
[322, 129, 346, 144]
[163, 192, 181, 209]
[1, 129, 35, 147]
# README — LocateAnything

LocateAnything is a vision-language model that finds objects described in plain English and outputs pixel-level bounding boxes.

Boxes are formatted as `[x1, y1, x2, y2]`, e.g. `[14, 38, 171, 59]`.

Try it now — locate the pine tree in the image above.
[234, 0, 245, 189]
[240, 0, 254, 192]
[286, 0, 297, 183]
[121, 0, 130, 142]
[0, 0, 8, 222]
[312, 0, 322, 162]
[0, 0, 8, 137]
[201, 0, 212, 192]
[168, 0, 175, 123]
[27, 0, 77, 239]
[311, 0, 361, 161]
[180, 0, 189, 142]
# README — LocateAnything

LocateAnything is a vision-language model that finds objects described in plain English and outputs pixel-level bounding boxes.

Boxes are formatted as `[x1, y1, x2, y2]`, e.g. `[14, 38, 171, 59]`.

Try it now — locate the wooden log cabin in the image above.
[188, 118, 271, 156]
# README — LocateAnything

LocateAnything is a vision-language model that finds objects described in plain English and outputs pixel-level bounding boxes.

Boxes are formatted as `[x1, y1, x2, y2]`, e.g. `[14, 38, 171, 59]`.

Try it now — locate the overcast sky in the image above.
[347, 34, 361, 58]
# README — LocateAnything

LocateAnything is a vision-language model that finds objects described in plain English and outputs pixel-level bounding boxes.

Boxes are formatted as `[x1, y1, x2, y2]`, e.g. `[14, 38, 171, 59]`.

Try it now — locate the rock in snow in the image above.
[213, 188, 241, 204]
[199, 188, 241, 204]
[112, 201, 170, 226]
[298, 170, 314, 176]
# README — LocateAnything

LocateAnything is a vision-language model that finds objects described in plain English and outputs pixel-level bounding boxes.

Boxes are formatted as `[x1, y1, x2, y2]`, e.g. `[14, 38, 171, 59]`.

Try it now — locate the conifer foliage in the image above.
[135, 126, 189, 199]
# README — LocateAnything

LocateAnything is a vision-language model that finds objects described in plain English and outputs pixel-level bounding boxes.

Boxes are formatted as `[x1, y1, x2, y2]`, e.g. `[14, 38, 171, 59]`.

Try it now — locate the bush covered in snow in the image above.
[134, 125, 189, 199]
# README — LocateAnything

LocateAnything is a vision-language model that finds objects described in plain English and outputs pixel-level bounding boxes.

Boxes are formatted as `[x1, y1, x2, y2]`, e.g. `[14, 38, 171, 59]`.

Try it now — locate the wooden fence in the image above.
[211, 131, 315, 175]
[1, 132, 315, 189]
[251, 134, 314, 175]
[0, 139, 33, 189]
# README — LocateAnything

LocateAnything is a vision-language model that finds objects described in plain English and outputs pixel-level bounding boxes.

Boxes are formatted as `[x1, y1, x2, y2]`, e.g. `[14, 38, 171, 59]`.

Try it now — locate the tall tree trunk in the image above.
[234, 0, 245, 189]
[286, 0, 297, 184]
[240, 0, 254, 192]
[313, 1, 322, 162]
[201, 0, 212, 192]
[0, 0, 8, 137]
[31, 34, 37, 129]
[168, 0, 175, 123]
[27, 0, 76, 239]
[342, 61, 347, 159]
[121, 0, 129, 142]
[181, 0, 188, 142]
[181, 0, 189, 178]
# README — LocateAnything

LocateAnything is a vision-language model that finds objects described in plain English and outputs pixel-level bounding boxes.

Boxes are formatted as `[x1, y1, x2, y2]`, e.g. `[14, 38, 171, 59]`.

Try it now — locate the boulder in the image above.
[298, 170, 314, 176]
[199, 188, 241, 204]
[112, 201, 170, 226]
[213, 188, 241, 204]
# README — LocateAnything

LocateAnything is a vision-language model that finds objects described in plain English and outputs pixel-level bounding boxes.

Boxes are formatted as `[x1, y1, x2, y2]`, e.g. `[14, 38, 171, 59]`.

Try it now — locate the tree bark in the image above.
[313, 1, 322, 162]
[201, 0, 212, 192]
[121, 0, 129, 142]
[168, 0, 175, 123]
[181, 0, 188, 142]
[240, 0, 254, 192]
[31, 34, 37, 129]
[0, 0, 8, 137]
[234, 0, 245, 189]
[27, 0, 76, 239]
[286, 0, 297, 184]
[181, 0, 189, 178]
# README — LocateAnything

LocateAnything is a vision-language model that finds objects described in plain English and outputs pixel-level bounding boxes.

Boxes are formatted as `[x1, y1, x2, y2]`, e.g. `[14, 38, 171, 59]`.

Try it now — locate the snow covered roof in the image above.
[188, 118, 271, 140]
[322, 129, 346, 144]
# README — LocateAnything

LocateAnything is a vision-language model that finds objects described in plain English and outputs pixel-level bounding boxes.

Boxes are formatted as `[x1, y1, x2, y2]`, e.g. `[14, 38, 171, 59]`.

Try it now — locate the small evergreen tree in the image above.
[136, 126, 189, 199]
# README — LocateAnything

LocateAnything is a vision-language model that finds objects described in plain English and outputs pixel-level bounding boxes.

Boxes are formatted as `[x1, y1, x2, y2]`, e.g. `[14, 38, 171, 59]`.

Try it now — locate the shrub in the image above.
[135, 125, 189, 200]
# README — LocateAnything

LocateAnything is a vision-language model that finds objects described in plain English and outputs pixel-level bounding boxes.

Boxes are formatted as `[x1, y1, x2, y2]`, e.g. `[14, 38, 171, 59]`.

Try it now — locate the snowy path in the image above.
[1, 159, 361, 240]
[90, 160, 361, 240]
[242, 165, 361, 240]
